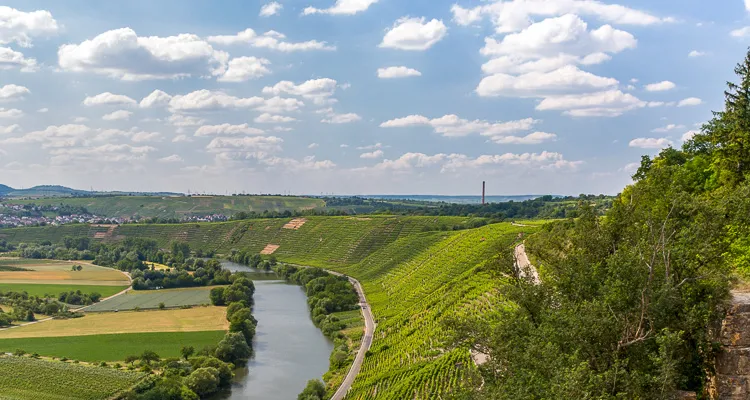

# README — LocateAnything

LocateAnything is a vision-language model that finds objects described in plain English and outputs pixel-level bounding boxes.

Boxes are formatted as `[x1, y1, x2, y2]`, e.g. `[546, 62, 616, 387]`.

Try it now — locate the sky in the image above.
[0, 0, 747, 196]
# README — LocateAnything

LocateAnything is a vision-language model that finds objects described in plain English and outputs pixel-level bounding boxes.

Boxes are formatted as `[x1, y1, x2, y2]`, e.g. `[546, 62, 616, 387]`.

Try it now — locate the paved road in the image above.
[330, 275, 375, 400]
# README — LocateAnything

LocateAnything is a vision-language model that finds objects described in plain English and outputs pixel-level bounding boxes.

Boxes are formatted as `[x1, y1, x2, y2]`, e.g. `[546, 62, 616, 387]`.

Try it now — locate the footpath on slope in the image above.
[280, 263, 375, 400]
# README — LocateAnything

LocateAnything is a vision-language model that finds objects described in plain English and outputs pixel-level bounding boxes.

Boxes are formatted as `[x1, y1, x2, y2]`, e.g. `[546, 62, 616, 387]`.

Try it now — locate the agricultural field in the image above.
[0, 259, 129, 287]
[0, 355, 145, 400]
[84, 287, 214, 312]
[327, 222, 531, 400]
[8, 195, 326, 219]
[0, 331, 225, 362]
[0, 307, 228, 338]
[0, 283, 127, 298]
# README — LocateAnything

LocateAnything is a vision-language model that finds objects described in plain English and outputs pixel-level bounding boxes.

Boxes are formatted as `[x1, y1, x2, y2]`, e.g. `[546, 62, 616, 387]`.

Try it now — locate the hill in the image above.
[0, 184, 181, 198]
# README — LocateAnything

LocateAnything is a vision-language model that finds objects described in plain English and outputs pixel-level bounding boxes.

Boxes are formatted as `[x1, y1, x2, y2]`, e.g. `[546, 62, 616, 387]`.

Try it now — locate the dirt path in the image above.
[515, 243, 540, 285]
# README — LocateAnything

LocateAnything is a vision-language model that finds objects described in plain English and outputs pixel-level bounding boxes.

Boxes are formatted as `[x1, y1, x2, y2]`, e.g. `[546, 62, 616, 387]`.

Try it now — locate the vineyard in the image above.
[84, 286, 214, 311]
[329, 223, 529, 399]
[0, 355, 145, 399]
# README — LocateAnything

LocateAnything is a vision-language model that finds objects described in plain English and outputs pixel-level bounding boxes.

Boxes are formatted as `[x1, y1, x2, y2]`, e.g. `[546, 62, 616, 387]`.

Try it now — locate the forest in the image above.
[448, 49, 750, 399]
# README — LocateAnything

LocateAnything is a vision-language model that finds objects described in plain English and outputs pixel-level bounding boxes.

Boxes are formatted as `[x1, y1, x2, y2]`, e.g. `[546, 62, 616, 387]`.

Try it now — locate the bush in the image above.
[185, 367, 220, 397]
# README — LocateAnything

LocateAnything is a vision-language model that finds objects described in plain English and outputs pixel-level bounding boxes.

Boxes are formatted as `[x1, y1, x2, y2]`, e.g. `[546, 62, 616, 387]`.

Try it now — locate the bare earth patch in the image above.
[261, 244, 280, 255]
[283, 218, 308, 230]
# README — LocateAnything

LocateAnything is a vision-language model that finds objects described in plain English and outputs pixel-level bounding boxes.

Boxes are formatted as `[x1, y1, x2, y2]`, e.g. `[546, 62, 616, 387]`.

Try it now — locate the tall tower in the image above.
[482, 181, 486, 205]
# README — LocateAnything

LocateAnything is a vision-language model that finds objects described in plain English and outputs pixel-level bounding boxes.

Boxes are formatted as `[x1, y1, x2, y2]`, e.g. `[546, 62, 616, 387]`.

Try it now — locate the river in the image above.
[212, 261, 334, 399]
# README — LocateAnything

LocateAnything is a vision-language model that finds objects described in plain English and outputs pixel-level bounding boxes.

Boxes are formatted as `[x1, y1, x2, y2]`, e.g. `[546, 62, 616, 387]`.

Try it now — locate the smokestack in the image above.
[482, 181, 486, 205]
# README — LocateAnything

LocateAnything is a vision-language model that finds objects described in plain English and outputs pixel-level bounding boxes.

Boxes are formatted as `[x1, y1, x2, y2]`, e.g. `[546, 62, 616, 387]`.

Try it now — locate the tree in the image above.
[185, 367, 220, 397]
[214, 332, 251, 364]
[140, 350, 160, 365]
[209, 287, 226, 306]
[297, 380, 326, 400]
[125, 355, 139, 366]
[181, 346, 195, 360]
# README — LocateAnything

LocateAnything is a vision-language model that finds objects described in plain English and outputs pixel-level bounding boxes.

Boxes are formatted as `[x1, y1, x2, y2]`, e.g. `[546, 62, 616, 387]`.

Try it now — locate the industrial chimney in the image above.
[482, 181, 486, 205]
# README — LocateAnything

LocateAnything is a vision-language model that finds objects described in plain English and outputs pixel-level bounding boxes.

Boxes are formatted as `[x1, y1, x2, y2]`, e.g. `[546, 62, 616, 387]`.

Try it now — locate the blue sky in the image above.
[0, 0, 747, 195]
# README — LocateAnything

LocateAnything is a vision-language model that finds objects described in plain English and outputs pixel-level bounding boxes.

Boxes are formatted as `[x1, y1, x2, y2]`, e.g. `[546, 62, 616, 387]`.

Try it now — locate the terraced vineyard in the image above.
[331, 223, 528, 399]
[0, 355, 145, 399]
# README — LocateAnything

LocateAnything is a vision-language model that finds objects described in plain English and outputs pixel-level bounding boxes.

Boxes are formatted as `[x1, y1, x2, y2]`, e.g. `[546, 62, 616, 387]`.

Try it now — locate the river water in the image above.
[212, 261, 333, 400]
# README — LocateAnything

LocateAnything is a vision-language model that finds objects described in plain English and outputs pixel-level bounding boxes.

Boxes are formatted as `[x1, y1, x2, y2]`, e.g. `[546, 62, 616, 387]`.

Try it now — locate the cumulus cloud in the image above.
[139, 90, 172, 108]
[58, 28, 229, 80]
[256, 96, 305, 113]
[681, 130, 699, 142]
[477, 65, 618, 97]
[451, 0, 672, 33]
[731, 27, 750, 37]
[380, 17, 448, 51]
[169, 90, 264, 112]
[0, 84, 30, 101]
[0, 108, 23, 119]
[304, 0, 379, 15]
[84, 92, 137, 107]
[360, 150, 384, 159]
[677, 97, 703, 107]
[357, 143, 384, 150]
[131, 131, 162, 142]
[194, 124, 265, 137]
[0, 47, 38, 71]
[0, 6, 60, 47]
[158, 154, 183, 163]
[168, 114, 207, 127]
[688, 50, 706, 57]
[254, 113, 297, 124]
[491, 131, 557, 144]
[172, 134, 193, 143]
[308, 143, 319, 149]
[0, 124, 20, 134]
[102, 110, 133, 121]
[321, 113, 361, 124]
[37, 108, 48, 113]
[207, 28, 335, 52]
[651, 123, 684, 133]
[262, 78, 338, 104]
[49, 144, 156, 164]
[536, 90, 645, 117]
[644, 81, 676, 92]
[629, 137, 673, 149]
[366, 151, 581, 172]
[218, 56, 271, 82]
[260, 2, 283, 17]
[381, 114, 538, 140]
[0, 124, 89, 147]
[206, 136, 284, 154]
[377, 66, 422, 79]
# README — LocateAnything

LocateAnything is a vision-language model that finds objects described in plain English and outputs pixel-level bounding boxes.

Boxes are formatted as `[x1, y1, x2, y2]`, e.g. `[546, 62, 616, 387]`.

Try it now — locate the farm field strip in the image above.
[0, 355, 145, 400]
[0, 283, 128, 297]
[84, 286, 214, 311]
[0, 331, 226, 362]
[0, 306, 228, 338]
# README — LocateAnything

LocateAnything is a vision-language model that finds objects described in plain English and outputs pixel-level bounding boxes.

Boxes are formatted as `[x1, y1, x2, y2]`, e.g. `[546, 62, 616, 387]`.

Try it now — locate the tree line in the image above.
[0, 291, 82, 327]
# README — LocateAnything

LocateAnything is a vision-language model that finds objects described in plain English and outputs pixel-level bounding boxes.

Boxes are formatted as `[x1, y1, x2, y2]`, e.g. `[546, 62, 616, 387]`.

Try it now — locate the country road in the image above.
[515, 243, 540, 285]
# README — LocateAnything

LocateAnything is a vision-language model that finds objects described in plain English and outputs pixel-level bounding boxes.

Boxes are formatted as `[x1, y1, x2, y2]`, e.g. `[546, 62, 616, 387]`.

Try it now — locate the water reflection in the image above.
[211, 261, 333, 400]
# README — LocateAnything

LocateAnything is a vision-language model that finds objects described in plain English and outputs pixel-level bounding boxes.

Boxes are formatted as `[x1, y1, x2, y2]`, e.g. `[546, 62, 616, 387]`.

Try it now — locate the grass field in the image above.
[0, 331, 226, 362]
[8, 195, 326, 219]
[0, 355, 145, 399]
[0, 260, 129, 287]
[0, 307, 227, 338]
[0, 283, 127, 298]
[84, 287, 214, 312]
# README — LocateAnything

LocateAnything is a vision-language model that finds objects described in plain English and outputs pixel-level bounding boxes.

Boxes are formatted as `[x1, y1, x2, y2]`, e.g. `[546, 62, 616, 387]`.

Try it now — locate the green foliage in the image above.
[214, 332, 252, 365]
[184, 367, 220, 397]
[297, 379, 326, 400]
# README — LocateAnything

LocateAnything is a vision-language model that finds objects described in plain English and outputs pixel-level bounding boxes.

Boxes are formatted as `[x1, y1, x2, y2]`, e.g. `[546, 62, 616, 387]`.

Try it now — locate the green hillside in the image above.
[6, 195, 325, 219]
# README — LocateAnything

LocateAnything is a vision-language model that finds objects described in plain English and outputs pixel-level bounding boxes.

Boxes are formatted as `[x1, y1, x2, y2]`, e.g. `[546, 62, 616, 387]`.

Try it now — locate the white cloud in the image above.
[0, 47, 38, 71]
[644, 81, 676, 92]
[0, 124, 89, 147]
[273, 126, 293, 132]
[381, 114, 538, 139]
[371, 152, 448, 171]
[681, 130, 698, 142]
[159, 154, 184, 163]
[308, 143, 319, 149]
[172, 134, 193, 143]
[206, 136, 284, 153]
[357, 143, 384, 150]
[491, 131, 557, 144]
[0, 84, 30, 101]
[0, 6, 60, 47]
[84, 92, 137, 107]
[451, 1, 672, 33]
[678, 97, 703, 107]
[303, 0, 379, 15]
[0, 108, 23, 119]
[131, 131, 162, 142]
[207, 28, 335, 52]
[536, 90, 645, 117]
[58, 28, 229, 81]
[651, 124, 684, 133]
[688, 50, 706, 58]
[195, 123, 265, 137]
[442, 151, 582, 171]
[139, 90, 172, 108]
[0, 124, 19, 134]
[380, 17, 448, 51]
[102, 110, 133, 121]
[257, 155, 336, 171]
[73, 117, 89, 123]
[262, 78, 338, 104]
[168, 114, 207, 127]
[360, 150, 384, 159]
[477, 65, 618, 97]
[169, 90, 264, 112]
[629, 137, 673, 149]
[254, 113, 297, 123]
[256, 96, 305, 113]
[37, 108, 48, 113]
[731, 27, 750, 37]
[746, 0, 750, 12]
[322, 113, 362, 124]
[340, 144, 349, 148]
[49, 144, 156, 164]
[377, 66, 422, 79]
[218, 56, 271, 82]
[260, 2, 283, 17]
